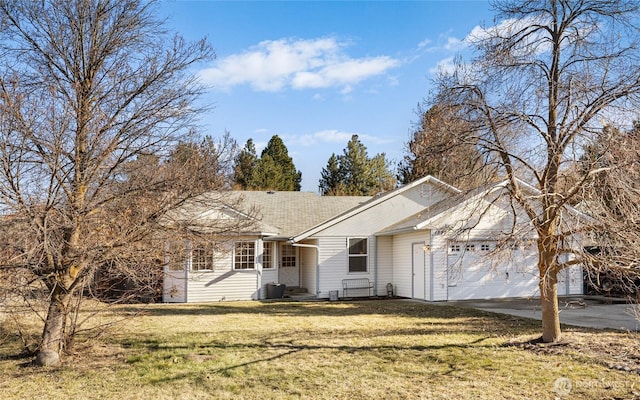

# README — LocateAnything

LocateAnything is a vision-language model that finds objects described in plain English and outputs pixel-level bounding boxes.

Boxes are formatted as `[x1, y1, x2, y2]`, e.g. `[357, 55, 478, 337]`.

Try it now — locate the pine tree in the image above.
[258, 135, 302, 191]
[320, 135, 395, 196]
[319, 153, 343, 195]
[233, 139, 258, 189]
[233, 135, 302, 191]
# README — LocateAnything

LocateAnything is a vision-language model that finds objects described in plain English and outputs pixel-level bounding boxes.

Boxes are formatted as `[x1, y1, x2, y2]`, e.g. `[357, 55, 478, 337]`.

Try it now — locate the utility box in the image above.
[266, 283, 286, 299]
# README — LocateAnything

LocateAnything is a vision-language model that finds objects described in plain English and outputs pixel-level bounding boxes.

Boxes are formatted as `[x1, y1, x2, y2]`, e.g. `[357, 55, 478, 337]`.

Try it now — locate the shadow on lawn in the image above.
[123, 299, 541, 336]
[126, 299, 528, 320]
[139, 335, 493, 384]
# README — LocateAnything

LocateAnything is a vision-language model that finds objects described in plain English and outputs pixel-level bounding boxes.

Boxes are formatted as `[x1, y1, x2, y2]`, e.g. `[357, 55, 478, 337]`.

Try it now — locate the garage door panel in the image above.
[447, 241, 539, 300]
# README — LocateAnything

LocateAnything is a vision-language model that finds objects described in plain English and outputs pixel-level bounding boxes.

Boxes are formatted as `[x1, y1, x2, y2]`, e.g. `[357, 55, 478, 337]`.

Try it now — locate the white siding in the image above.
[186, 270, 259, 302]
[430, 232, 449, 301]
[559, 265, 584, 296]
[260, 269, 278, 299]
[376, 236, 393, 296]
[567, 265, 584, 295]
[317, 236, 373, 298]
[165, 237, 263, 302]
[318, 186, 450, 237]
[299, 240, 318, 297]
[163, 269, 187, 303]
[392, 231, 429, 299]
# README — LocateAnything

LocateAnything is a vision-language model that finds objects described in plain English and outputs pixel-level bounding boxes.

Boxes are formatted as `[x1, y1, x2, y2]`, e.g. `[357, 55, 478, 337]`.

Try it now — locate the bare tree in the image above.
[398, 103, 497, 190]
[0, 0, 217, 366]
[430, 0, 640, 342]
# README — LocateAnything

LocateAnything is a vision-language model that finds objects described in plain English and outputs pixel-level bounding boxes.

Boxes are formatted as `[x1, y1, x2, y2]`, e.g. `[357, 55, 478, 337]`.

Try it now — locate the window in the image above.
[263, 242, 275, 269]
[234, 241, 256, 270]
[191, 243, 214, 271]
[465, 244, 475, 252]
[450, 244, 461, 253]
[480, 244, 491, 252]
[348, 238, 368, 273]
[167, 241, 187, 271]
[281, 244, 296, 268]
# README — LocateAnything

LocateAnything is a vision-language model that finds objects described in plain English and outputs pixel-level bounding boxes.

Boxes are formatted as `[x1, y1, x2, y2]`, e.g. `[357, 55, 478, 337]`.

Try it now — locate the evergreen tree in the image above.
[320, 135, 395, 196]
[258, 135, 302, 191]
[318, 153, 343, 195]
[233, 139, 258, 189]
[233, 135, 302, 191]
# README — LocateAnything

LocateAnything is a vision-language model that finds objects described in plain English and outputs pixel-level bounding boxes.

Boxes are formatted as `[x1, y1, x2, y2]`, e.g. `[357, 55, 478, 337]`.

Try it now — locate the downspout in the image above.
[373, 235, 378, 297]
[429, 231, 434, 302]
[291, 241, 320, 297]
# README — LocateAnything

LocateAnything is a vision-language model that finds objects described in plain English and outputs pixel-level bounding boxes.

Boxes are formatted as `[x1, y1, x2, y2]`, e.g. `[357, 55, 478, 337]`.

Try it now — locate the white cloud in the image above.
[417, 32, 468, 54]
[287, 129, 394, 147]
[465, 16, 548, 54]
[444, 36, 466, 51]
[199, 37, 400, 93]
[418, 38, 432, 48]
[429, 56, 457, 75]
[311, 93, 325, 101]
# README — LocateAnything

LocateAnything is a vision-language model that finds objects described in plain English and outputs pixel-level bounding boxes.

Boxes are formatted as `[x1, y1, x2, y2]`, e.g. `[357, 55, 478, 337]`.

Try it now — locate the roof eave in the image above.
[293, 175, 460, 242]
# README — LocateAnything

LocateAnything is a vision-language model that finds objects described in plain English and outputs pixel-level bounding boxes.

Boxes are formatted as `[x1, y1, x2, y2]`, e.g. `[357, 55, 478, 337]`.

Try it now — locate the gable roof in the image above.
[376, 178, 594, 236]
[292, 175, 461, 242]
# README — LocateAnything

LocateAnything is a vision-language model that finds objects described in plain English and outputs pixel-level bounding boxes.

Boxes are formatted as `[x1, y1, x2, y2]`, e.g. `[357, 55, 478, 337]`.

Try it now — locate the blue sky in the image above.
[159, 1, 495, 191]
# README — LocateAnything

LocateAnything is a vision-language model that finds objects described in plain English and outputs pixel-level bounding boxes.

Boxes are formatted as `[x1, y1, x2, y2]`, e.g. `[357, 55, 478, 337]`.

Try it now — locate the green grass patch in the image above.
[1, 300, 638, 399]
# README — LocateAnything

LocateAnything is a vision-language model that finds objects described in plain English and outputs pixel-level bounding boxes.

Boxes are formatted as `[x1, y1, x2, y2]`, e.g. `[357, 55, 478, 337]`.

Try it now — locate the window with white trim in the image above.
[263, 242, 275, 269]
[234, 241, 256, 270]
[465, 244, 475, 252]
[191, 243, 213, 271]
[348, 238, 368, 273]
[450, 244, 461, 253]
[480, 243, 491, 252]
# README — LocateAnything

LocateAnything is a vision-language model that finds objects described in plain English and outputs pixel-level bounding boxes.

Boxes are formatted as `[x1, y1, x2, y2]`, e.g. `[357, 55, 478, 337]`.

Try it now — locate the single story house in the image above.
[162, 176, 584, 302]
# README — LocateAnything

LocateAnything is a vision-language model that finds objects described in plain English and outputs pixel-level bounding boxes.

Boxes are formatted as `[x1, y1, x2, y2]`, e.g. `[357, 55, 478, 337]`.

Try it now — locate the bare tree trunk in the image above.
[540, 262, 562, 343]
[36, 287, 71, 366]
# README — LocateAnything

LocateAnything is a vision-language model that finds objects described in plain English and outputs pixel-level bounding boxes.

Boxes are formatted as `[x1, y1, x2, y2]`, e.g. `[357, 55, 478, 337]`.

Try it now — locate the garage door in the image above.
[446, 241, 540, 300]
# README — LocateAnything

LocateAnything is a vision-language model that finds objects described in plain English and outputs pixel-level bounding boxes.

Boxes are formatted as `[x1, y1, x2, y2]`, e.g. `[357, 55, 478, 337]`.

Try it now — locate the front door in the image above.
[412, 242, 425, 299]
[278, 243, 299, 287]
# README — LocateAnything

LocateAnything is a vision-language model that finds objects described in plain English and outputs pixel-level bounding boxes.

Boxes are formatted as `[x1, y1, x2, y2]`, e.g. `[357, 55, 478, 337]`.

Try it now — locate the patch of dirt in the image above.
[507, 330, 640, 374]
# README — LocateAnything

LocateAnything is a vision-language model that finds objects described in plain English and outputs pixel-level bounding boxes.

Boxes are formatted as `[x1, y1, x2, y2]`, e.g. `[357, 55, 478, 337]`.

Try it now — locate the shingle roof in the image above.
[188, 190, 370, 238]
[232, 191, 370, 237]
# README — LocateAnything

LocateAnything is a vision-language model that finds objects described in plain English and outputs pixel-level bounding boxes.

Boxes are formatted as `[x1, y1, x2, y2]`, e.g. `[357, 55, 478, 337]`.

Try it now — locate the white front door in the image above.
[278, 243, 299, 287]
[412, 242, 425, 299]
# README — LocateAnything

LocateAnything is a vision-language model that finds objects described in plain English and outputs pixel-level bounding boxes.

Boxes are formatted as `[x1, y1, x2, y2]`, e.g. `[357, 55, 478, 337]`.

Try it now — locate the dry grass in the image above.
[1, 299, 639, 399]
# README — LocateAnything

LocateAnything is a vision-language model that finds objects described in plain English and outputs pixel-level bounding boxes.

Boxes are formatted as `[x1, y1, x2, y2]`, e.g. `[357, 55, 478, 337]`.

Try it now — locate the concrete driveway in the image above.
[447, 297, 640, 332]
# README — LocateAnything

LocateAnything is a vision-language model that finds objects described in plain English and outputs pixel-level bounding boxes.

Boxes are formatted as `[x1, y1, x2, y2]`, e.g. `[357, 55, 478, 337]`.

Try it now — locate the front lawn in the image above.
[1, 299, 638, 399]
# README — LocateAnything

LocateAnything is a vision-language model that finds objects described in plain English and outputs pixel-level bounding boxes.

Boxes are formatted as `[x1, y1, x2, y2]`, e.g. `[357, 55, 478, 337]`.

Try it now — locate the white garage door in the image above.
[446, 241, 540, 300]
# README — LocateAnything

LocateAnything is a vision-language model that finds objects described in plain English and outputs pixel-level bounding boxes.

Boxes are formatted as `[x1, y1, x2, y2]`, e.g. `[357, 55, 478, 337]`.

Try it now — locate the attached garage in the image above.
[445, 240, 540, 300]
[378, 180, 586, 303]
